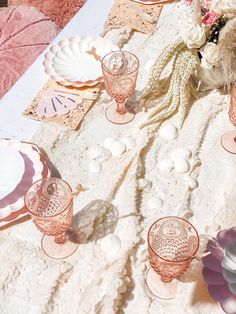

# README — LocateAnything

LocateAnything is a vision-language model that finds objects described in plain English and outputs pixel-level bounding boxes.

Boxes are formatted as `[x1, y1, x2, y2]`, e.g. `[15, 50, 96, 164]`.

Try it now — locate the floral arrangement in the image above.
[138, 0, 236, 128]
[184, 0, 236, 70]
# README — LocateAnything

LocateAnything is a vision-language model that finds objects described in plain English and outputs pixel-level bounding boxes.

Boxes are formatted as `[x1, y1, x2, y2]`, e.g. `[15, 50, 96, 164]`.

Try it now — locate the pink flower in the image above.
[185, 0, 193, 4]
[202, 11, 219, 26]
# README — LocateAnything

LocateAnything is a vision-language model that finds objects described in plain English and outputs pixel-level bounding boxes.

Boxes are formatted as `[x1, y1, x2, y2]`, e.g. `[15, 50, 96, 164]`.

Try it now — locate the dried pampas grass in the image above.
[218, 17, 236, 88]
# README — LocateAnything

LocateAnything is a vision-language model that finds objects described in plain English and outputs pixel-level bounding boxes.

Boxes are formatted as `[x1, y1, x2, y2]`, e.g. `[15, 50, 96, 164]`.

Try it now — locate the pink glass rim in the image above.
[101, 50, 140, 76]
[24, 177, 73, 218]
[147, 216, 200, 263]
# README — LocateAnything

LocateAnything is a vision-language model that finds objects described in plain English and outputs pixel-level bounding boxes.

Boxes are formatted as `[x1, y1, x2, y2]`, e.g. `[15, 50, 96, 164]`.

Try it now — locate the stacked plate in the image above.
[202, 227, 236, 314]
[43, 36, 119, 88]
[0, 139, 50, 227]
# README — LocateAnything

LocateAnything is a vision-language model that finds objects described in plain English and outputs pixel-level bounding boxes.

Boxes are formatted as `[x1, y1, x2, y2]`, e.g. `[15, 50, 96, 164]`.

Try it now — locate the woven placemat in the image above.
[23, 80, 102, 130]
[104, 0, 162, 34]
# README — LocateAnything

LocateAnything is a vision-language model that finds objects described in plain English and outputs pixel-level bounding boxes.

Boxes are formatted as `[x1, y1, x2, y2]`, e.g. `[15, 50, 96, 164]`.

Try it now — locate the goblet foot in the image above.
[145, 267, 178, 299]
[105, 103, 135, 125]
[41, 234, 78, 259]
[221, 130, 236, 154]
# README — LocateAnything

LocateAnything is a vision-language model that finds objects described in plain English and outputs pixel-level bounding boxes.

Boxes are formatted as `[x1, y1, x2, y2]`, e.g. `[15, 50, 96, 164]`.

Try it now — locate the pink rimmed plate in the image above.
[43, 36, 119, 88]
[0, 139, 50, 222]
[0, 146, 25, 200]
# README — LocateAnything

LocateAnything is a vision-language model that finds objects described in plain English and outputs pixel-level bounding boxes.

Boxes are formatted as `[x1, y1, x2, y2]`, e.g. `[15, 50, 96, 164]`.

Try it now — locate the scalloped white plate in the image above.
[43, 36, 119, 87]
[0, 146, 25, 199]
[0, 139, 49, 220]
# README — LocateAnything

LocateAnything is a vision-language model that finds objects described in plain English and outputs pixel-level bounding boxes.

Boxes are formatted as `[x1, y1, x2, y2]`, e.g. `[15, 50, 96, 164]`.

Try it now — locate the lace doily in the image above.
[103, 0, 162, 34]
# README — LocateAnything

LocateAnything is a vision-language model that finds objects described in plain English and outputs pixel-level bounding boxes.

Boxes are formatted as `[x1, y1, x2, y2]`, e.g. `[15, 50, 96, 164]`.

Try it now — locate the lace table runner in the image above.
[1, 1, 235, 313]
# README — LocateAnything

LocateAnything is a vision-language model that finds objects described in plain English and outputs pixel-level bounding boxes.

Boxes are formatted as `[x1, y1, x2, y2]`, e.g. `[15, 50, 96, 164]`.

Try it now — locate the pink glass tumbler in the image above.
[221, 83, 236, 154]
[146, 216, 199, 299]
[101, 51, 139, 125]
[25, 177, 78, 259]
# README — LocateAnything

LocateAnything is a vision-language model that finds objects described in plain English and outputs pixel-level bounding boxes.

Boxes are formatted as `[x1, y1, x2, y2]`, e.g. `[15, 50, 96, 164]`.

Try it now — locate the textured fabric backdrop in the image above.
[0, 6, 60, 98]
[8, 0, 87, 27]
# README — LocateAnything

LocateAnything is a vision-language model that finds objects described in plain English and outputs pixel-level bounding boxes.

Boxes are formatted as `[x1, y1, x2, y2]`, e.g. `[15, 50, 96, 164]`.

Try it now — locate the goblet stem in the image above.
[161, 276, 172, 282]
[146, 267, 178, 299]
[116, 100, 126, 114]
[55, 232, 66, 244]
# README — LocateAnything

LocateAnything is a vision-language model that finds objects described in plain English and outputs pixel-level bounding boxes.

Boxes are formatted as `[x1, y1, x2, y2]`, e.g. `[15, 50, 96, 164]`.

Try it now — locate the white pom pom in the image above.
[159, 123, 178, 140]
[171, 148, 192, 161]
[183, 176, 198, 189]
[109, 141, 126, 157]
[174, 158, 190, 174]
[99, 234, 121, 260]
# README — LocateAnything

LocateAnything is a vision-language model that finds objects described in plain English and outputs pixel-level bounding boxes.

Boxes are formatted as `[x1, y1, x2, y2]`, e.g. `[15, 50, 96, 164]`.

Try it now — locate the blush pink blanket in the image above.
[9, 0, 87, 28]
[0, 6, 60, 99]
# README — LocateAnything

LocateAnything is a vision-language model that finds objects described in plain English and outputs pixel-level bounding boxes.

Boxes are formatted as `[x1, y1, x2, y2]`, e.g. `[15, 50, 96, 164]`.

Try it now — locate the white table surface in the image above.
[0, 0, 114, 141]
[0, 2, 234, 313]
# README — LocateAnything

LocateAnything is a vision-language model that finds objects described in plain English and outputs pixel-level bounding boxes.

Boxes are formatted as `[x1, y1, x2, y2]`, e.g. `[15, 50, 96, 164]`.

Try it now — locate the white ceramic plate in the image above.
[0, 139, 49, 220]
[0, 146, 25, 199]
[43, 36, 119, 87]
[0, 153, 50, 227]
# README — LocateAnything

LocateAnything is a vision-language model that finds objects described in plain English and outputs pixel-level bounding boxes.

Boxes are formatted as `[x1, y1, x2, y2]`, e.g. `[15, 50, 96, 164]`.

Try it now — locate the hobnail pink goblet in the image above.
[101, 51, 139, 125]
[146, 216, 199, 299]
[25, 177, 78, 259]
[221, 83, 236, 154]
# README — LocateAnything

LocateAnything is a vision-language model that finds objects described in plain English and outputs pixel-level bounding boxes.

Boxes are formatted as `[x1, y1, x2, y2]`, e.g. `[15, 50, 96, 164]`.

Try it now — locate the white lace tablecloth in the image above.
[1, 1, 235, 313]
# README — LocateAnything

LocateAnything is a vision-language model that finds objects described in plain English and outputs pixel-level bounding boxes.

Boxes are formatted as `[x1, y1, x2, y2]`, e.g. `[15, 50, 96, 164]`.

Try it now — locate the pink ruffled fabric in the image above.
[0, 6, 60, 99]
[9, 0, 87, 28]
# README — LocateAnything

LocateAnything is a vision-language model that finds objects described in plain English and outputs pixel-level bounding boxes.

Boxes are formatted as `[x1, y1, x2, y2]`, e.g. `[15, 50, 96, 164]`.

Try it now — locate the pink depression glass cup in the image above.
[25, 177, 78, 259]
[101, 51, 139, 125]
[146, 216, 199, 299]
[221, 83, 236, 154]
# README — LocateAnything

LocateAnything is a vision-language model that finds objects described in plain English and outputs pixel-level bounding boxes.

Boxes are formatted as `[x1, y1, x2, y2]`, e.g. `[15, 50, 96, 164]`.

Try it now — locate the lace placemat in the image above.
[104, 0, 162, 34]
[23, 80, 102, 130]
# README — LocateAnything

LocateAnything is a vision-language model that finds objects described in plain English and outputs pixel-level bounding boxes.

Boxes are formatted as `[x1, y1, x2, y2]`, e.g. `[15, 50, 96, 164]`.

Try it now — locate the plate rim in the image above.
[43, 36, 119, 87]
[0, 146, 25, 199]
[0, 139, 47, 219]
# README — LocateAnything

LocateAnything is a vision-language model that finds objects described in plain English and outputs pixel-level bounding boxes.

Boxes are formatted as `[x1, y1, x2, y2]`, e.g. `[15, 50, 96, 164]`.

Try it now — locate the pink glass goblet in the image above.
[221, 83, 236, 154]
[146, 216, 199, 299]
[25, 177, 78, 259]
[101, 51, 139, 125]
